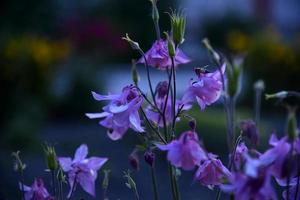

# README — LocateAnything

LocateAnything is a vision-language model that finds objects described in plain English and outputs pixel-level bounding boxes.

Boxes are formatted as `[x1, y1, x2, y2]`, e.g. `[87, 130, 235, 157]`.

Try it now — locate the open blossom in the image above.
[260, 134, 292, 180]
[157, 131, 206, 170]
[21, 178, 52, 200]
[86, 85, 144, 140]
[146, 81, 191, 127]
[58, 144, 108, 197]
[137, 39, 190, 70]
[222, 156, 277, 200]
[182, 63, 226, 110]
[194, 153, 230, 187]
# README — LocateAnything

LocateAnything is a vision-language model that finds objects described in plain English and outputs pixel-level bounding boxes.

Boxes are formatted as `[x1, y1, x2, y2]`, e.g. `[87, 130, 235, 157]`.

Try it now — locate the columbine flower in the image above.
[260, 133, 292, 180]
[222, 156, 277, 200]
[182, 63, 226, 110]
[194, 153, 230, 188]
[145, 81, 191, 127]
[232, 142, 248, 169]
[240, 120, 259, 145]
[86, 85, 144, 140]
[137, 39, 190, 70]
[58, 144, 108, 197]
[157, 131, 206, 170]
[21, 178, 52, 200]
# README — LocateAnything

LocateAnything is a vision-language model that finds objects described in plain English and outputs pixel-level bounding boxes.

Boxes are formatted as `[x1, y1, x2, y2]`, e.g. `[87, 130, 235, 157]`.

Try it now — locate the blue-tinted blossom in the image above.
[182, 63, 226, 110]
[86, 85, 144, 140]
[146, 81, 191, 127]
[137, 39, 190, 70]
[58, 144, 108, 197]
[194, 153, 230, 188]
[157, 131, 206, 170]
[240, 120, 259, 145]
[222, 156, 277, 200]
[21, 178, 52, 200]
[232, 142, 249, 169]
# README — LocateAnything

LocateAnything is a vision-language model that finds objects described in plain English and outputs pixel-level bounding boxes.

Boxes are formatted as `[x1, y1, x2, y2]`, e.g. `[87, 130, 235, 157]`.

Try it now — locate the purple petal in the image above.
[85, 112, 110, 119]
[129, 111, 144, 132]
[78, 173, 96, 197]
[74, 144, 88, 163]
[91, 91, 119, 101]
[58, 157, 73, 172]
[87, 157, 108, 171]
[108, 103, 129, 113]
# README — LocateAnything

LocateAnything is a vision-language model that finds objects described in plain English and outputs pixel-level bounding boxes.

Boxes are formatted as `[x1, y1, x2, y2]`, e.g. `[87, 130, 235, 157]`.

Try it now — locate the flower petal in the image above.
[85, 112, 110, 119]
[58, 157, 73, 172]
[129, 111, 144, 132]
[87, 157, 108, 171]
[74, 144, 88, 163]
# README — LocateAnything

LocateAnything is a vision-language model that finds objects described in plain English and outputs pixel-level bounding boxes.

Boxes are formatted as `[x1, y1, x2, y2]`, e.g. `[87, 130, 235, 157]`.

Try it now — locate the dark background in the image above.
[1, 0, 300, 199]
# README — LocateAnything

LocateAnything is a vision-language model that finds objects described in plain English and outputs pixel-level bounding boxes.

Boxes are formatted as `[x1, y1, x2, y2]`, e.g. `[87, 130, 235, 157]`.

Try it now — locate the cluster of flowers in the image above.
[13, 0, 300, 200]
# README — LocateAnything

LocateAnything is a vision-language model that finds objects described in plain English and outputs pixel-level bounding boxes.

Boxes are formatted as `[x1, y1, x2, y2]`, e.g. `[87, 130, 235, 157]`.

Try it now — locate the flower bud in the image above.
[102, 169, 111, 191]
[131, 60, 140, 86]
[144, 151, 155, 167]
[129, 151, 139, 171]
[12, 151, 26, 172]
[57, 167, 66, 183]
[254, 79, 265, 92]
[188, 120, 196, 131]
[169, 10, 186, 46]
[240, 119, 259, 145]
[156, 81, 168, 98]
[122, 33, 140, 50]
[287, 109, 298, 141]
[227, 57, 243, 98]
[202, 38, 221, 65]
[44, 145, 58, 171]
[265, 91, 288, 100]
[164, 32, 175, 57]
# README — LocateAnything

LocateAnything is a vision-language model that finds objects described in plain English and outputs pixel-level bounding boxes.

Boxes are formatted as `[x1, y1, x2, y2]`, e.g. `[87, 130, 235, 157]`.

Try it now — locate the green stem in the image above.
[168, 163, 178, 200]
[151, 166, 159, 200]
[51, 170, 56, 198]
[20, 170, 25, 200]
[171, 57, 177, 138]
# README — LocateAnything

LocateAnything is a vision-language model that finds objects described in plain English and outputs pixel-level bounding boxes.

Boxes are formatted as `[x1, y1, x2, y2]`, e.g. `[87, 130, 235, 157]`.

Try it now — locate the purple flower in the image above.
[21, 178, 51, 200]
[222, 156, 277, 200]
[157, 131, 206, 170]
[194, 153, 230, 188]
[232, 142, 249, 169]
[58, 144, 108, 197]
[260, 134, 292, 180]
[145, 81, 191, 127]
[86, 85, 144, 140]
[182, 63, 226, 110]
[282, 177, 300, 200]
[137, 39, 190, 70]
[240, 119, 259, 145]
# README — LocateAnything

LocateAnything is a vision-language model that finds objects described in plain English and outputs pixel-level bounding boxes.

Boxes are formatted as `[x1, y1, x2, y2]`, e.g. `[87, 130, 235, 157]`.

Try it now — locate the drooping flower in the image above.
[240, 119, 259, 145]
[58, 144, 108, 197]
[157, 131, 206, 170]
[137, 39, 190, 70]
[221, 156, 277, 200]
[260, 133, 292, 180]
[194, 153, 230, 188]
[232, 142, 248, 169]
[182, 63, 226, 110]
[145, 81, 191, 127]
[21, 178, 52, 200]
[86, 85, 144, 140]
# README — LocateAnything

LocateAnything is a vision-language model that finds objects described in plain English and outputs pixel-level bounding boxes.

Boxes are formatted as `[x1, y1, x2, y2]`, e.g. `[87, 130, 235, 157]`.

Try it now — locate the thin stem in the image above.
[60, 181, 63, 200]
[150, 166, 159, 200]
[154, 20, 161, 40]
[138, 49, 157, 107]
[140, 108, 167, 144]
[254, 88, 262, 127]
[20, 170, 25, 200]
[51, 170, 56, 198]
[68, 175, 77, 200]
[171, 57, 177, 138]
[168, 163, 178, 200]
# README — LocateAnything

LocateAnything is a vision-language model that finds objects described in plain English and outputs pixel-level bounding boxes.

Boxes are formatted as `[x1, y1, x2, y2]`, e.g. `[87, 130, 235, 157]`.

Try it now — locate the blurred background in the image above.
[1, 0, 300, 199]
